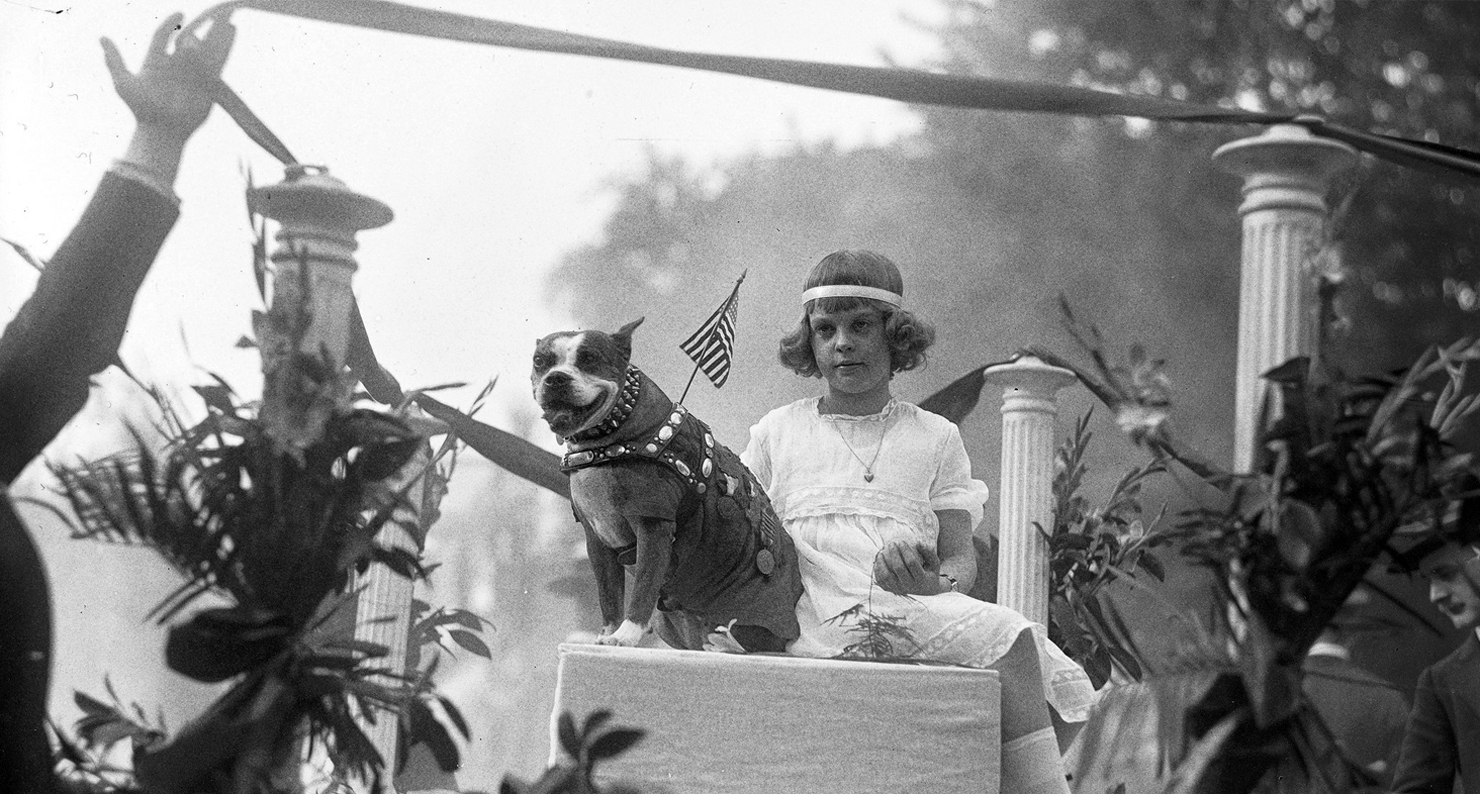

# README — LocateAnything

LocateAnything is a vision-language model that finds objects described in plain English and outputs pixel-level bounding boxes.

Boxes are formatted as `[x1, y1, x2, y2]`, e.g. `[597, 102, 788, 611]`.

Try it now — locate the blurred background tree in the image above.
[955, 0, 1480, 373]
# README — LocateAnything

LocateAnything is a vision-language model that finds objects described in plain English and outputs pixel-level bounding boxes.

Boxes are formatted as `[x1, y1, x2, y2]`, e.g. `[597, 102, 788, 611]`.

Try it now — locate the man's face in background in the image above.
[1421, 542, 1480, 633]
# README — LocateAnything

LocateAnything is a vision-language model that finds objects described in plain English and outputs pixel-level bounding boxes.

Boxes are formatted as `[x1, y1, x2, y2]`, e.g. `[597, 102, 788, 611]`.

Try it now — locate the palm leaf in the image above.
[413, 392, 570, 498]
[918, 364, 992, 425]
[1160, 711, 1243, 794]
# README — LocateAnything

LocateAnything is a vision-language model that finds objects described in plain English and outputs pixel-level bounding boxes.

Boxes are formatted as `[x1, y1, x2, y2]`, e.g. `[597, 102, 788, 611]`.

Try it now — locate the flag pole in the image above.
[679, 363, 702, 405]
[679, 270, 746, 404]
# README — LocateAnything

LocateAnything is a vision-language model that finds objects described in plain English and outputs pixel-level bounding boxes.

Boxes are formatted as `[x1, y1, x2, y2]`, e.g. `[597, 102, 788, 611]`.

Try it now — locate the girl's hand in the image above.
[102, 13, 236, 141]
[874, 539, 945, 596]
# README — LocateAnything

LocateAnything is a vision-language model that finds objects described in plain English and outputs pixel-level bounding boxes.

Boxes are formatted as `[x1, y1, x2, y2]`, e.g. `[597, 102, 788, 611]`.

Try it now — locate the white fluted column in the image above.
[249, 165, 393, 371]
[1212, 124, 1357, 472]
[251, 166, 408, 786]
[352, 442, 430, 772]
[983, 356, 1076, 626]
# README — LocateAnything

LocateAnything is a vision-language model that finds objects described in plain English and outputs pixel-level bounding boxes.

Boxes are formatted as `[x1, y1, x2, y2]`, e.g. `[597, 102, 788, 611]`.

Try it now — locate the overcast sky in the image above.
[1, 0, 942, 435]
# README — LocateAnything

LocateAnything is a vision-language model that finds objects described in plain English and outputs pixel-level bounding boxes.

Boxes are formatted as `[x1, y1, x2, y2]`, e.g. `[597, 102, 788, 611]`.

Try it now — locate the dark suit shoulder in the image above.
[1428, 633, 1480, 681]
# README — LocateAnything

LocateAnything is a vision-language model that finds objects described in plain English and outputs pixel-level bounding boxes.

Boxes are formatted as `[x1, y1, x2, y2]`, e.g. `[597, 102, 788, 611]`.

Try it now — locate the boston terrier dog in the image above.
[533, 318, 802, 651]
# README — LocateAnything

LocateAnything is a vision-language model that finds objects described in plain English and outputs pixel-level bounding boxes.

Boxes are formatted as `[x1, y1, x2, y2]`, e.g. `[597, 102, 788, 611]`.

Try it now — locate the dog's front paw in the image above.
[598, 619, 649, 647]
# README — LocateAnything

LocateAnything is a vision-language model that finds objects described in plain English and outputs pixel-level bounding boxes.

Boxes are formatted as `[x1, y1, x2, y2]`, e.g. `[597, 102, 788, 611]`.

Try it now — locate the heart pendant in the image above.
[864, 471, 874, 483]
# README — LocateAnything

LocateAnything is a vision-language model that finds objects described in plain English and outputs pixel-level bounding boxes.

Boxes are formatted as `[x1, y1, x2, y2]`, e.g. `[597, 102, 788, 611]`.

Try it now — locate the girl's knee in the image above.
[993, 629, 1052, 739]
[994, 630, 1043, 677]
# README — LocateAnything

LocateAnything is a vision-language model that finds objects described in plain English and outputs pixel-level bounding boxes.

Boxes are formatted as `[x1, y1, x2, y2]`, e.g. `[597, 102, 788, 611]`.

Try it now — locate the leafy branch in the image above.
[1045, 298, 1480, 794]
[1044, 409, 1175, 688]
[410, 597, 495, 661]
[824, 551, 924, 663]
[825, 602, 922, 662]
[32, 368, 465, 792]
[500, 709, 648, 794]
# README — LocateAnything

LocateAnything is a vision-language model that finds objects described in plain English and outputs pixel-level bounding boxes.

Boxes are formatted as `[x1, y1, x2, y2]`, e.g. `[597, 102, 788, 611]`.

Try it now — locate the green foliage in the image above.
[1045, 409, 1173, 688]
[410, 597, 496, 660]
[500, 709, 649, 794]
[825, 602, 922, 662]
[1051, 320, 1480, 794]
[49, 384, 425, 628]
[35, 374, 473, 792]
[49, 681, 165, 793]
[73, 680, 167, 753]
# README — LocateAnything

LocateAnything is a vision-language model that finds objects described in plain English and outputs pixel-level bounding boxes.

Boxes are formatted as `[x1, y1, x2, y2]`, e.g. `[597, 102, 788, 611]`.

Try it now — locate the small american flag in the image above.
[679, 271, 745, 391]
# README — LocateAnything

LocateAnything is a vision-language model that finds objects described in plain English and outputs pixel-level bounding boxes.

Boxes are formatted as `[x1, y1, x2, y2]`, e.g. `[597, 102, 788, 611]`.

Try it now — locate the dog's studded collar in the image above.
[561, 403, 719, 494]
[566, 365, 642, 444]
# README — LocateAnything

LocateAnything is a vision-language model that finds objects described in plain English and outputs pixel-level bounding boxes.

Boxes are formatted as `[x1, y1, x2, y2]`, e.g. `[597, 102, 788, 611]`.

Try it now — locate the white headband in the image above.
[801, 284, 902, 307]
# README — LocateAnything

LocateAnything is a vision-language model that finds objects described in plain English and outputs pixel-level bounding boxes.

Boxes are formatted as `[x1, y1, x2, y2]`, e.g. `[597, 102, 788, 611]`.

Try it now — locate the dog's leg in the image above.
[602, 515, 674, 647]
[586, 530, 625, 641]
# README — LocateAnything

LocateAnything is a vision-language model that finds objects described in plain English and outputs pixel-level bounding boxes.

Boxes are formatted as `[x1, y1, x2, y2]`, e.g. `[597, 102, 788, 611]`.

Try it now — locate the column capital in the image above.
[249, 165, 394, 269]
[1212, 124, 1359, 216]
[983, 355, 1077, 412]
[249, 164, 394, 231]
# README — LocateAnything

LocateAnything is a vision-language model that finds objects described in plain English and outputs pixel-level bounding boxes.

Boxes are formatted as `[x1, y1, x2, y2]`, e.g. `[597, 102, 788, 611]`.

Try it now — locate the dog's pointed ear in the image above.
[613, 317, 644, 357]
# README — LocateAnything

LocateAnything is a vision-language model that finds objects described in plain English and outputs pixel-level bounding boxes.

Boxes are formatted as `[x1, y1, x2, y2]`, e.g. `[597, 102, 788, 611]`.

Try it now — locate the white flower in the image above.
[1115, 404, 1169, 444]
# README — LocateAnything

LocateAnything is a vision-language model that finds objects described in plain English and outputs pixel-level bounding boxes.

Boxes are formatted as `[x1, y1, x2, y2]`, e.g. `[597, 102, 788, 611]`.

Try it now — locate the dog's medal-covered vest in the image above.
[560, 368, 784, 577]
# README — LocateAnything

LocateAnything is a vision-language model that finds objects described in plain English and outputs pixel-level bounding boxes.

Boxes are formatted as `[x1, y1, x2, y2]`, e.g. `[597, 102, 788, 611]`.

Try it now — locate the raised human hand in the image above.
[101, 12, 235, 143]
[873, 539, 944, 596]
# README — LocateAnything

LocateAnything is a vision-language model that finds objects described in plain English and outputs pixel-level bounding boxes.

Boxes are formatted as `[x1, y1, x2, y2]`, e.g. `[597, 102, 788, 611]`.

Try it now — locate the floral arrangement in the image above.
[36, 236, 479, 792]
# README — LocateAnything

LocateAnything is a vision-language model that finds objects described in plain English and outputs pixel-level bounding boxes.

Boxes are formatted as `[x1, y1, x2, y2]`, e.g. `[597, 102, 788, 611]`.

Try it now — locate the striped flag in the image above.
[679, 271, 745, 391]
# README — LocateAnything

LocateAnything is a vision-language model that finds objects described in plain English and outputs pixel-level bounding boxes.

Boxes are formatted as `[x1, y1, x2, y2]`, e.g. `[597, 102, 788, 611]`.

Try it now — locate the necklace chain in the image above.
[825, 402, 891, 483]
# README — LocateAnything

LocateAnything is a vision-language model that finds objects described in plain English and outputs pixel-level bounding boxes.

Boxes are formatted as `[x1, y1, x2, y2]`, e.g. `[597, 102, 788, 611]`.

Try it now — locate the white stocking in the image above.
[1001, 726, 1071, 794]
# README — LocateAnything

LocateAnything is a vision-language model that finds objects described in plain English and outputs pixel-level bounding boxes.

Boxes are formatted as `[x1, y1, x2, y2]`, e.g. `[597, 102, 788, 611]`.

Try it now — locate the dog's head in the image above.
[532, 318, 644, 439]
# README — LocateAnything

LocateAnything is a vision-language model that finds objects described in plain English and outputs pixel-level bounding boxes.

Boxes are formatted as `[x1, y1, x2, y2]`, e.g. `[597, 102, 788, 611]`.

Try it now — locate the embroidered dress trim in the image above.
[815, 397, 897, 422]
[776, 485, 934, 528]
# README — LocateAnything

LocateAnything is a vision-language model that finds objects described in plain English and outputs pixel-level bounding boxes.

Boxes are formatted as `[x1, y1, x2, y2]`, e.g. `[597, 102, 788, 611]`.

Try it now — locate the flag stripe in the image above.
[680, 287, 740, 388]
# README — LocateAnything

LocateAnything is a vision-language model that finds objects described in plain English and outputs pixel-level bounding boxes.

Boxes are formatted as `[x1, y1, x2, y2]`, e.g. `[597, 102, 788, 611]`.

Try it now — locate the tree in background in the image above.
[923, 0, 1480, 374]
[548, 0, 1480, 440]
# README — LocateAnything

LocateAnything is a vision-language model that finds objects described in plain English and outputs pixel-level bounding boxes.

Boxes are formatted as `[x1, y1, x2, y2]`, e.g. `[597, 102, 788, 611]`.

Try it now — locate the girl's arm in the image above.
[934, 509, 978, 594]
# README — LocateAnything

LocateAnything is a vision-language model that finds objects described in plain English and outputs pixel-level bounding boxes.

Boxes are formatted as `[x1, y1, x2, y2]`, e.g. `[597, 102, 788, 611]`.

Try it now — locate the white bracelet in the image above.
[109, 160, 180, 205]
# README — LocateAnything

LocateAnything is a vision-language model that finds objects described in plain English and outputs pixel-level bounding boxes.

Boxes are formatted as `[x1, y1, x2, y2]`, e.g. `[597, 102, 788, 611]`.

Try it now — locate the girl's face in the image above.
[809, 303, 892, 403]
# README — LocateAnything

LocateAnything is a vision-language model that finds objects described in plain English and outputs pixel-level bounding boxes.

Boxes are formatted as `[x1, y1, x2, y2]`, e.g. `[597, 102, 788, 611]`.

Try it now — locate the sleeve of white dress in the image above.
[929, 422, 991, 530]
[741, 414, 774, 493]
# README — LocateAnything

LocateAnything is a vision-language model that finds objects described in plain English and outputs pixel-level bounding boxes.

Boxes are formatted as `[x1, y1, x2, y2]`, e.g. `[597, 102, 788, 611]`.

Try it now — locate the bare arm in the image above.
[935, 508, 977, 594]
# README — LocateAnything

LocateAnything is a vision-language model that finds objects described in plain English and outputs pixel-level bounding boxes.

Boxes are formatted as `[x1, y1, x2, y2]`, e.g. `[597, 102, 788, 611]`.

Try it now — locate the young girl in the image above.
[742, 250, 1094, 794]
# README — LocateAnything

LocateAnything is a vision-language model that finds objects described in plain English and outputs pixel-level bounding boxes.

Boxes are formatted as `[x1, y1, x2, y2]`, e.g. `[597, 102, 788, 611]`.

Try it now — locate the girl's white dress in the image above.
[742, 397, 1096, 723]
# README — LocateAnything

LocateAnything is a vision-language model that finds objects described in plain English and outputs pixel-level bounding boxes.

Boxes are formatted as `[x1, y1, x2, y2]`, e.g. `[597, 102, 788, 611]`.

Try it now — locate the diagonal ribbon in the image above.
[194, 0, 1480, 181]
[208, 77, 297, 166]
[186, 0, 1480, 499]
[412, 393, 570, 499]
